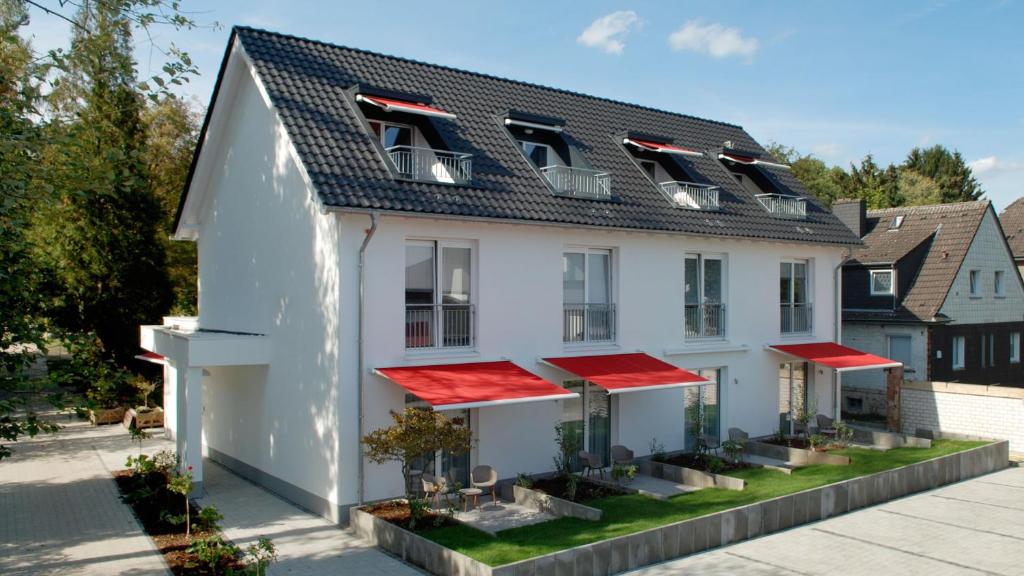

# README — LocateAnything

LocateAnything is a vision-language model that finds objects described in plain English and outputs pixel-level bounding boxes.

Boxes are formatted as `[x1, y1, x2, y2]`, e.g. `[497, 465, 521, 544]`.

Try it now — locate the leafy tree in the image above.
[844, 155, 901, 209]
[362, 408, 473, 498]
[765, 143, 850, 208]
[903, 145, 983, 203]
[898, 169, 943, 207]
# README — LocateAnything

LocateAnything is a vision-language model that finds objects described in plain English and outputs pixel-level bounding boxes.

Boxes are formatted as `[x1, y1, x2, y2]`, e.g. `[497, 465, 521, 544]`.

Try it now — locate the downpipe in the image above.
[357, 212, 379, 506]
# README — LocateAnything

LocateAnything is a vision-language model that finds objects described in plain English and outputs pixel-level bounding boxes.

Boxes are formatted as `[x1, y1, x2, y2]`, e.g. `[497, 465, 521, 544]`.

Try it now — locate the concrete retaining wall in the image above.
[351, 507, 491, 576]
[902, 381, 1024, 453]
[745, 440, 851, 466]
[643, 460, 745, 491]
[513, 485, 603, 521]
[852, 427, 931, 450]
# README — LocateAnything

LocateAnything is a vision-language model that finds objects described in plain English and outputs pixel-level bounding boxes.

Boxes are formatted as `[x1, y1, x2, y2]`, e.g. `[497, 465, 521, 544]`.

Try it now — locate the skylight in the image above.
[889, 215, 905, 230]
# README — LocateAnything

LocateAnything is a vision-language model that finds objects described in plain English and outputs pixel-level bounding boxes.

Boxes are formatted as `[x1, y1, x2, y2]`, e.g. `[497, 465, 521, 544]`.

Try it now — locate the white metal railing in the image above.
[685, 303, 726, 339]
[405, 304, 475, 349]
[661, 182, 720, 210]
[757, 194, 806, 218]
[563, 303, 616, 343]
[386, 145, 472, 184]
[540, 165, 611, 200]
[780, 302, 812, 334]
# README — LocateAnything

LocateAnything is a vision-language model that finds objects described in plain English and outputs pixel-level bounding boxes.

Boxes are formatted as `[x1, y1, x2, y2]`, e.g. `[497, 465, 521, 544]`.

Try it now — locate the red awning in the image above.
[768, 342, 903, 372]
[718, 152, 790, 170]
[356, 94, 456, 120]
[135, 351, 166, 365]
[624, 138, 703, 157]
[541, 353, 709, 394]
[375, 361, 576, 411]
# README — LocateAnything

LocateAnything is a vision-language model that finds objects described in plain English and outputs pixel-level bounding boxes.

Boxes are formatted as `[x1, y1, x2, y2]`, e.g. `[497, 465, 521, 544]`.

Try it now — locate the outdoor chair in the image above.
[728, 427, 749, 442]
[421, 473, 451, 507]
[579, 451, 604, 478]
[816, 414, 837, 436]
[611, 445, 634, 466]
[471, 465, 498, 504]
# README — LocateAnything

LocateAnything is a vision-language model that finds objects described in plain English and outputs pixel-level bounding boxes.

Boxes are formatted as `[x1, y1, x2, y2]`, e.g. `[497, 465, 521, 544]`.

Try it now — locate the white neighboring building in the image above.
[141, 27, 892, 523]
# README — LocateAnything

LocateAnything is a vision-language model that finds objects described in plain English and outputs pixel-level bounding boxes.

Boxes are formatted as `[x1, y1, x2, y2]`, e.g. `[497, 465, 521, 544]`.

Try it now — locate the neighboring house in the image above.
[140, 27, 896, 524]
[999, 196, 1024, 280]
[836, 199, 1024, 415]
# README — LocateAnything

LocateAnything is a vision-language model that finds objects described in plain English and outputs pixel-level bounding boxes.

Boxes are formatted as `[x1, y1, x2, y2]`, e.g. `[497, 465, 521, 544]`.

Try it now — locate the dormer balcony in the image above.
[661, 182, 719, 211]
[757, 193, 806, 219]
[540, 165, 611, 200]
[386, 145, 472, 184]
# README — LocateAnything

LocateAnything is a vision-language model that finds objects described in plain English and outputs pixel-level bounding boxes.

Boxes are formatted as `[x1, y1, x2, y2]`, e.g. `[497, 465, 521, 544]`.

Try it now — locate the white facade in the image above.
[147, 46, 847, 523]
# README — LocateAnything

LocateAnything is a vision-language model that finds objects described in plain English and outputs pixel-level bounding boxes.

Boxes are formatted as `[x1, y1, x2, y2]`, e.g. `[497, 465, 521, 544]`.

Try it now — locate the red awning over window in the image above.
[356, 94, 456, 120]
[541, 353, 709, 394]
[135, 351, 166, 365]
[718, 152, 790, 170]
[624, 138, 703, 157]
[768, 342, 903, 372]
[375, 361, 576, 411]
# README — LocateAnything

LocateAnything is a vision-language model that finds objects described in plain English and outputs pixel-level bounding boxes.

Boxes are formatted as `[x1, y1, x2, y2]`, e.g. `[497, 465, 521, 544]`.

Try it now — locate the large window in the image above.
[404, 402, 470, 495]
[870, 269, 894, 296]
[561, 381, 610, 468]
[684, 369, 722, 451]
[780, 260, 811, 334]
[405, 240, 473, 349]
[369, 120, 413, 149]
[684, 254, 725, 339]
[969, 270, 980, 296]
[520, 140, 551, 168]
[563, 249, 615, 343]
[995, 270, 1005, 297]
[952, 336, 965, 370]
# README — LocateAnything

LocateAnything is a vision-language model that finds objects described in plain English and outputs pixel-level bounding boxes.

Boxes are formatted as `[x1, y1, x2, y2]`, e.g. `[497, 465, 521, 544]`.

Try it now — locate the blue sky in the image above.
[23, 0, 1024, 209]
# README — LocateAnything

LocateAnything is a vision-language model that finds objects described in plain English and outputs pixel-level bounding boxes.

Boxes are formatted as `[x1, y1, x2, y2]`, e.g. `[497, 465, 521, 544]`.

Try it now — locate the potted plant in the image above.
[123, 377, 164, 429]
[87, 363, 133, 425]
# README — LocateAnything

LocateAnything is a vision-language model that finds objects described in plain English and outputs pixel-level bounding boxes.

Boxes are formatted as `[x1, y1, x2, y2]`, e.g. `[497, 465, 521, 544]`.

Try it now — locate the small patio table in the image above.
[460, 487, 483, 511]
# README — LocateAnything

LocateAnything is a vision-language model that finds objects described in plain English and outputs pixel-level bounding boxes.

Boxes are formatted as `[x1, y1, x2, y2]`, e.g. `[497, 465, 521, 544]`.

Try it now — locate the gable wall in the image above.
[940, 210, 1024, 325]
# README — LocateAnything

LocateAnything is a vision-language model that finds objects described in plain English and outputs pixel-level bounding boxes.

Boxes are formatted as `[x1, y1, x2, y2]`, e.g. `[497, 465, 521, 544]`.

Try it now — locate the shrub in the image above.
[809, 434, 829, 451]
[564, 472, 579, 502]
[833, 421, 854, 448]
[168, 466, 194, 536]
[407, 497, 431, 531]
[234, 536, 277, 576]
[188, 534, 240, 573]
[704, 456, 725, 474]
[552, 422, 580, 479]
[611, 463, 637, 486]
[721, 438, 744, 462]
[515, 472, 533, 489]
[648, 437, 667, 462]
[193, 504, 224, 533]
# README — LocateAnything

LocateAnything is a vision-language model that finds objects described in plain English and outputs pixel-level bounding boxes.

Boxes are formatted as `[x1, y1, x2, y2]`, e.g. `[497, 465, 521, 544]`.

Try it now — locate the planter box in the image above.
[513, 484, 603, 521]
[647, 460, 745, 491]
[746, 440, 851, 466]
[89, 406, 126, 426]
[853, 428, 931, 450]
[122, 406, 164, 429]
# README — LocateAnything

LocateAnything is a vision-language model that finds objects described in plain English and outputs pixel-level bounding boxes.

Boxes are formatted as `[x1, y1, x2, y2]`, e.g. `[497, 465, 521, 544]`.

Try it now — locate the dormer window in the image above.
[506, 111, 610, 200]
[870, 269, 894, 296]
[622, 134, 717, 210]
[719, 149, 804, 219]
[354, 86, 471, 184]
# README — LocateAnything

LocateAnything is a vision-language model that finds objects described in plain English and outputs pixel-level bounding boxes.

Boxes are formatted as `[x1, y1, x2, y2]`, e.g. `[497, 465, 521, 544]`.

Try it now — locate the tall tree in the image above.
[903, 145, 983, 203]
[32, 1, 172, 363]
[844, 155, 901, 209]
[765, 143, 847, 207]
[898, 169, 943, 207]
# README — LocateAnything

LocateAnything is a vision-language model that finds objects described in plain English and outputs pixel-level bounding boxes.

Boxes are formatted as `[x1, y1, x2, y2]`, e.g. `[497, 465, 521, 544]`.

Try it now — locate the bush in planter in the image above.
[611, 462, 637, 486]
[721, 438, 745, 463]
[649, 437, 667, 463]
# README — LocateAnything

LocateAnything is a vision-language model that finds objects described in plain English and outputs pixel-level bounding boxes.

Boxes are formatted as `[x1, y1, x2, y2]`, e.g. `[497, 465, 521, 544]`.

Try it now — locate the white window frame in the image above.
[684, 253, 727, 339]
[952, 336, 965, 370]
[969, 269, 981, 297]
[995, 270, 1005, 297]
[404, 239, 476, 350]
[519, 140, 554, 169]
[368, 119, 416, 149]
[1011, 332, 1020, 364]
[870, 269, 895, 296]
[563, 247, 616, 344]
[780, 258, 812, 335]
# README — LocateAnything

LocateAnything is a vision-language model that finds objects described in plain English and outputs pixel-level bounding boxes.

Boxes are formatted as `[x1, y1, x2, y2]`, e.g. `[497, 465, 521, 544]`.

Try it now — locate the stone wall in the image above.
[902, 381, 1024, 453]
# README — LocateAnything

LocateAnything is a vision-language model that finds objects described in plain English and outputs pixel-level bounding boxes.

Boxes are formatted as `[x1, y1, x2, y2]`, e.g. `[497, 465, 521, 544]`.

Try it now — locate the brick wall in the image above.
[901, 381, 1024, 452]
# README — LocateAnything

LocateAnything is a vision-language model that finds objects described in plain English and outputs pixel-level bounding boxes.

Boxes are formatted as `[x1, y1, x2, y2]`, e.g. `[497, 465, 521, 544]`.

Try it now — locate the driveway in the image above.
[630, 466, 1024, 576]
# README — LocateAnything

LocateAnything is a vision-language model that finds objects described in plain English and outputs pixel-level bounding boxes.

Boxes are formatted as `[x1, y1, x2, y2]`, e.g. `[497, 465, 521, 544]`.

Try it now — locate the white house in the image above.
[140, 27, 896, 524]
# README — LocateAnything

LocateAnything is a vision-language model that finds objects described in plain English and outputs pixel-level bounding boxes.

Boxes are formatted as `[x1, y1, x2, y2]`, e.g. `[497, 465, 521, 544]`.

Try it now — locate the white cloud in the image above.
[969, 156, 1000, 175]
[577, 11, 640, 55]
[668, 20, 759, 59]
[811, 143, 843, 158]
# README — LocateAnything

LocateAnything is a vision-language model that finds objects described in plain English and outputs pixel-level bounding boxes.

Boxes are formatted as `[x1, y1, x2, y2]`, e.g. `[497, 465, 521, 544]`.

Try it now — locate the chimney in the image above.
[832, 198, 866, 238]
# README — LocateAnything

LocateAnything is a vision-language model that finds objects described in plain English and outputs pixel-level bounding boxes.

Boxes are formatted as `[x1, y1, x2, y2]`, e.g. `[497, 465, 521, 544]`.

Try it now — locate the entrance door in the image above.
[684, 368, 722, 451]
[561, 381, 611, 468]
[887, 335, 912, 377]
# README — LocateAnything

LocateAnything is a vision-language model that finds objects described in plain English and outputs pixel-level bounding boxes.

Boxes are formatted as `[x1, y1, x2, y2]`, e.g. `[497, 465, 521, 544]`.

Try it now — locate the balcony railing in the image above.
[563, 303, 616, 343]
[685, 303, 726, 339]
[780, 302, 812, 334]
[662, 182, 720, 210]
[757, 194, 807, 218]
[386, 145, 472, 184]
[405, 303, 475, 349]
[540, 165, 611, 200]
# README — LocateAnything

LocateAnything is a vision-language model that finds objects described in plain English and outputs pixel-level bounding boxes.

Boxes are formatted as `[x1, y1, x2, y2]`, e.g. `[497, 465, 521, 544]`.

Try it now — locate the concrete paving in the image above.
[629, 466, 1024, 576]
[452, 500, 556, 535]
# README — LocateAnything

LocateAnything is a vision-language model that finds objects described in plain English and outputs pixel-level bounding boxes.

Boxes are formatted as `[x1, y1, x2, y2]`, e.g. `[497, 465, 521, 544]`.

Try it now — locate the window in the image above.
[780, 260, 811, 333]
[995, 270, 1005, 296]
[778, 362, 808, 434]
[405, 240, 473, 349]
[870, 270, 894, 296]
[685, 369, 722, 450]
[969, 270, 980, 296]
[404, 403, 469, 493]
[563, 249, 615, 342]
[1011, 332, 1020, 364]
[368, 120, 413, 149]
[561, 381, 610, 469]
[519, 140, 551, 168]
[684, 254, 725, 339]
[981, 333, 995, 369]
[889, 215, 905, 230]
[952, 336, 965, 370]
[888, 335, 913, 375]
[639, 159, 657, 181]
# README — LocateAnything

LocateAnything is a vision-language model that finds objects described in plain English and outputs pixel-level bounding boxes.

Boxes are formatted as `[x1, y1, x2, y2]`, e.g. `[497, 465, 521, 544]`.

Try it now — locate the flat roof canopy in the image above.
[541, 353, 709, 394]
[768, 342, 903, 372]
[375, 361, 577, 411]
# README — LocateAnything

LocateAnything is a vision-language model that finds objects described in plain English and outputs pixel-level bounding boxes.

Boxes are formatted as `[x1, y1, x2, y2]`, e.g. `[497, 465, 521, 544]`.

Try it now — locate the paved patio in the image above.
[630, 465, 1024, 576]
[451, 499, 556, 535]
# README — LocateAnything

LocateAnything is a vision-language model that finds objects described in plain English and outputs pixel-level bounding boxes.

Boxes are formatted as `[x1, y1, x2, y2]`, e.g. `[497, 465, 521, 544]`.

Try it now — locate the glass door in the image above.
[778, 362, 808, 434]
[683, 369, 721, 451]
[561, 381, 610, 468]
[403, 403, 470, 494]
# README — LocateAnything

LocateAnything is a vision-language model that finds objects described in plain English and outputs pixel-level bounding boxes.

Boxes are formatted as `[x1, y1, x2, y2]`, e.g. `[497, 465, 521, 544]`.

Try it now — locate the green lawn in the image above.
[424, 439, 986, 566]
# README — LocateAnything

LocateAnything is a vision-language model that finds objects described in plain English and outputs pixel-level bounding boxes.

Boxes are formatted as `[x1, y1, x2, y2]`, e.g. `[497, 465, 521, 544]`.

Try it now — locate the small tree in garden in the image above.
[167, 465, 194, 537]
[362, 408, 473, 499]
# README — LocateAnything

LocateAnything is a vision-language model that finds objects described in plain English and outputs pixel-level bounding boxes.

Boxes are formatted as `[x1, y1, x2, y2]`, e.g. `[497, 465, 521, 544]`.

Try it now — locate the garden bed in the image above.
[530, 475, 630, 504]
[746, 439, 851, 466]
[362, 500, 460, 531]
[513, 484, 603, 521]
[646, 455, 748, 491]
[657, 453, 754, 474]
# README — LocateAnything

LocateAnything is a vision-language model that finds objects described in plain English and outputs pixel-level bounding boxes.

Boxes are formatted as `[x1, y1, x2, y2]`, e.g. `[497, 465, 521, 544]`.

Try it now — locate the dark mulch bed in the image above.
[761, 436, 835, 451]
[363, 500, 460, 532]
[113, 470, 243, 576]
[657, 453, 754, 474]
[530, 476, 630, 504]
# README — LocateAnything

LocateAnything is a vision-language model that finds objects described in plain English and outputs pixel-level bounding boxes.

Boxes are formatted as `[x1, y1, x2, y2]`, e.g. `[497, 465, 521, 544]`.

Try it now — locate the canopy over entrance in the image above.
[541, 352, 709, 393]
[768, 342, 903, 372]
[375, 361, 577, 411]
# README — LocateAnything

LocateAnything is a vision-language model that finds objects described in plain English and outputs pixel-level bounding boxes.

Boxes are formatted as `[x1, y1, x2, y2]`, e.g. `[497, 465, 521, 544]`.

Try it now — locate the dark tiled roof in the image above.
[999, 196, 1024, 260]
[212, 27, 861, 246]
[846, 201, 990, 322]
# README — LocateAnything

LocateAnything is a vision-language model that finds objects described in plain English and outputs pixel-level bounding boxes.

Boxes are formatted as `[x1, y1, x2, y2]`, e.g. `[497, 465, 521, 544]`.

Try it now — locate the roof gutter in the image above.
[357, 212, 380, 506]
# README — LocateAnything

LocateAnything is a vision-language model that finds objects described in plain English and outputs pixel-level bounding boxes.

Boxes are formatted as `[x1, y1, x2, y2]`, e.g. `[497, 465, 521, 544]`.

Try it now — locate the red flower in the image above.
[187, 465, 193, 471]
